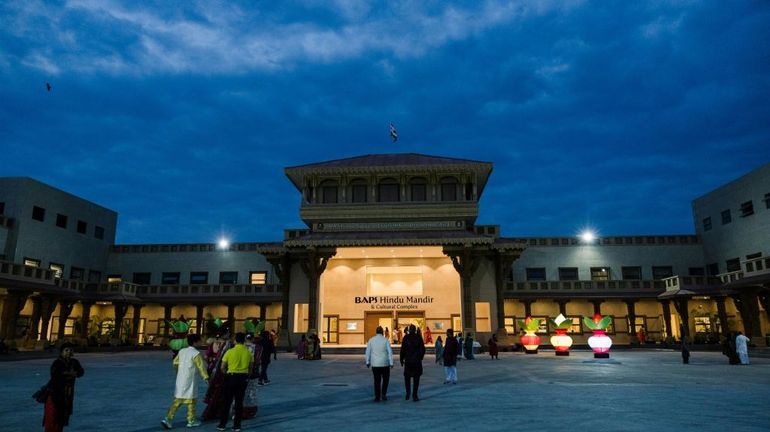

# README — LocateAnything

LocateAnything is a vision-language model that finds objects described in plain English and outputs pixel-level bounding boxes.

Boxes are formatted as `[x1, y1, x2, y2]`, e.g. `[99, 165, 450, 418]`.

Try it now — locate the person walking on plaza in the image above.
[443, 329, 460, 384]
[162, 334, 209, 429]
[435, 336, 444, 365]
[43, 343, 84, 432]
[736, 331, 751, 365]
[457, 333, 464, 360]
[365, 326, 394, 402]
[400, 324, 426, 401]
[464, 333, 475, 360]
[258, 330, 275, 385]
[217, 332, 254, 432]
[488, 334, 499, 360]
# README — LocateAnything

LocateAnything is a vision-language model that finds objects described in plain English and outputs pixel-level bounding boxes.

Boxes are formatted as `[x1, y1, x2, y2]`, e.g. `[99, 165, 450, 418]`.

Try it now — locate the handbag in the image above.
[32, 382, 50, 404]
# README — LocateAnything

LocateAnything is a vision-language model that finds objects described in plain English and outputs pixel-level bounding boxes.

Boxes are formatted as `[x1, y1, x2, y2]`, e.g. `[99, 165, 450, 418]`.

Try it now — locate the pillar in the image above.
[80, 302, 93, 340]
[195, 304, 204, 336]
[445, 246, 482, 332]
[626, 300, 637, 338]
[131, 304, 144, 344]
[113, 302, 129, 341]
[673, 298, 690, 341]
[493, 251, 518, 335]
[38, 296, 58, 347]
[56, 301, 76, 342]
[716, 297, 730, 336]
[299, 248, 335, 335]
[591, 300, 603, 315]
[163, 304, 173, 337]
[557, 300, 569, 316]
[732, 291, 762, 338]
[660, 300, 673, 340]
[227, 304, 236, 331]
[0, 290, 29, 340]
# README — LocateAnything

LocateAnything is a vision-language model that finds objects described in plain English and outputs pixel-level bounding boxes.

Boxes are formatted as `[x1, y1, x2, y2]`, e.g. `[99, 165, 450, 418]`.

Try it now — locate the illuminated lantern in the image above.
[583, 314, 613, 359]
[518, 317, 542, 354]
[549, 314, 573, 356]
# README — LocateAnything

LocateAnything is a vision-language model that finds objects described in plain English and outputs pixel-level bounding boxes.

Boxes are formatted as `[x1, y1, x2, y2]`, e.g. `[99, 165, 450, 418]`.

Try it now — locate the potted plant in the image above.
[583, 314, 613, 358]
[518, 317, 542, 354]
[549, 314, 574, 356]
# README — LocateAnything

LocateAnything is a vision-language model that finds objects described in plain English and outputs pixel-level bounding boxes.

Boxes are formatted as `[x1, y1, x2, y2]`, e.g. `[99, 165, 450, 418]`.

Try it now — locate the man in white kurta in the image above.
[162, 334, 209, 429]
[735, 332, 751, 365]
[365, 326, 394, 402]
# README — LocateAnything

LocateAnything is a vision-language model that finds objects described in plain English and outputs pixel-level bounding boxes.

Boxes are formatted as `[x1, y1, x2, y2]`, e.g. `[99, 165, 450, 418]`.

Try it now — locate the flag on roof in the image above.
[389, 123, 398, 142]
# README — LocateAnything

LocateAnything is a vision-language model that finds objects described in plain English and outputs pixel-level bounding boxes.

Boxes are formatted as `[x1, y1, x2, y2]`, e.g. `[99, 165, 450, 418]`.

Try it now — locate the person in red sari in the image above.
[44, 343, 84, 432]
[202, 331, 231, 421]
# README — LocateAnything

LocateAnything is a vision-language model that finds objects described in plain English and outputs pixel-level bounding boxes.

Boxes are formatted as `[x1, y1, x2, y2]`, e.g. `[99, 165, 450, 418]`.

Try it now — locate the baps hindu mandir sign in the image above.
[354, 296, 434, 310]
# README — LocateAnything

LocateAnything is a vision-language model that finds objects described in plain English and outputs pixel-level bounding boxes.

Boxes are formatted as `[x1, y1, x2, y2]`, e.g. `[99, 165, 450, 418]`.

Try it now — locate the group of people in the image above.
[433, 331, 482, 365]
[295, 333, 322, 360]
[366, 327, 477, 402]
[383, 325, 434, 345]
[162, 327, 276, 431]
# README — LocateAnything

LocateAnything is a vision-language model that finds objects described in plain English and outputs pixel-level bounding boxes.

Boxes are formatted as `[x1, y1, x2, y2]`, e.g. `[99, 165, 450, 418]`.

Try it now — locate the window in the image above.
[49, 263, 63, 278]
[107, 275, 122, 283]
[465, 182, 473, 201]
[409, 177, 427, 201]
[88, 270, 101, 283]
[70, 267, 85, 280]
[740, 201, 754, 217]
[475, 302, 491, 332]
[319, 180, 338, 204]
[621, 266, 642, 280]
[132, 272, 151, 285]
[504, 317, 515, 335]
[525, 267, 546, 281]
[694, 316, 712, 333]
[377, 178, 400, 202]
[707, 263, 719, 276]
[32, 205, 45, 221]
[702, 217, 712, 231]
[322, 315, 339, 344]
[746, 252, 762, 260]
[294, 303, 309, 333]
[219, 271, 238, 284]
[23, 257, 40, 267]
[94, 226, 105, 240]
[77, 220, 87, 234]
[725, 258, 740, 272]
[0, 202, 4, 214]
[765, 193, 770, 209]
[558, 267, 579, 281]
[161, 272, 180, 285]
[590, 267, 609, 281]
[250, 271, 267, 285]
[652, 266, 674, 279]
[350, 179, 368, 203]
[721, 209, 731, 225]
[688, 267, 705, 276]
[56, 214, 68, 228]
[440, 177, 458, 201]
[190, 272, 208, 284]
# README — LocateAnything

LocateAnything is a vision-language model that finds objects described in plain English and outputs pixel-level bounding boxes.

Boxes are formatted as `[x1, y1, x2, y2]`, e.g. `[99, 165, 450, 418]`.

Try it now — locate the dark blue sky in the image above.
[1, 1, 769, 244]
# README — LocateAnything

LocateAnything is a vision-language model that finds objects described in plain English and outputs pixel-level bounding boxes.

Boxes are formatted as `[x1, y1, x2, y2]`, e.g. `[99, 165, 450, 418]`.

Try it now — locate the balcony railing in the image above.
[132, 283, 282, 298]
[743, 256, 770, 277]
[505, 279, 665, 293]
[0, 260, 56, 284]
[661, 275, 722, 290]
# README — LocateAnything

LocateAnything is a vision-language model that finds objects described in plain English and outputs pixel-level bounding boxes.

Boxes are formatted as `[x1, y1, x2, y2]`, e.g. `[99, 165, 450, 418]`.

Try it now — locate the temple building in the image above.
[1, 154, 769, 350]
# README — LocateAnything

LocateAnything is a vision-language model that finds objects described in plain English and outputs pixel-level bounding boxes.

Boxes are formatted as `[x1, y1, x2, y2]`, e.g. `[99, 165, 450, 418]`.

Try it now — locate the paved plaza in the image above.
[2, 349, 769, 432]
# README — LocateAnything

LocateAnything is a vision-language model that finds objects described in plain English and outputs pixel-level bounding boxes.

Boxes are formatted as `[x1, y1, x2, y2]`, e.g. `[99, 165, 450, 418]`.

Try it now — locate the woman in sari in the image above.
[296, 334, 307, 360]
[44, 343, 84, 432]
[434, 336, 444, 365]
[201, 332, 231, 421]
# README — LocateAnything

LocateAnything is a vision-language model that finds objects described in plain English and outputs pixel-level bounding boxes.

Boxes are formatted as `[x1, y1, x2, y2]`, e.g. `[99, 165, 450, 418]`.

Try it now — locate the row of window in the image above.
[522, 266, 676, 281]
[702, 194, 770, 231]
[127, 271, 267, 286]
[309, 176, 474, 204]
[30, 205, 105, 240]
[23, 257, 100, 282]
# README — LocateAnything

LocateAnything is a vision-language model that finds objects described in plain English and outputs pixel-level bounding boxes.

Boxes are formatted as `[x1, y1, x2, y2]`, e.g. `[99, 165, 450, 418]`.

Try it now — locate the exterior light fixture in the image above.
[218, 238, 230, 250]
[580, 230, 596, 243]
[584, 313, 613, 358]
[518, 316, 542, 354]
[549, 313, 574, 356]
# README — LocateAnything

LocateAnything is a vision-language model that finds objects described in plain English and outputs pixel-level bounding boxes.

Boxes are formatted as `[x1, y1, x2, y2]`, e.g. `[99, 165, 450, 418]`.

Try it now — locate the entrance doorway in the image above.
[396, 312, 425, 335]
[365, 312, 393, 342]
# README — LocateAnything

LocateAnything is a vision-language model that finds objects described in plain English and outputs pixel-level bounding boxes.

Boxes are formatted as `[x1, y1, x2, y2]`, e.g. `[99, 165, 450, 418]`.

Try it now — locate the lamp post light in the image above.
[218, 238, 230, 250]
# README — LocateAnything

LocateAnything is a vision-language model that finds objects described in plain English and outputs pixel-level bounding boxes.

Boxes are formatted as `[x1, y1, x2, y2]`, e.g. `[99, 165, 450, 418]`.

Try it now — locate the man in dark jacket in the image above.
[400, 324, 426, 401]
[442, 329, 460, 384]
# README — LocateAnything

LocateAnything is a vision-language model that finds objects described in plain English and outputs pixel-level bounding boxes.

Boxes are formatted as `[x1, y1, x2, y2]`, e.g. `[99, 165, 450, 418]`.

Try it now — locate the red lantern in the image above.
[520, 331, 541, 354]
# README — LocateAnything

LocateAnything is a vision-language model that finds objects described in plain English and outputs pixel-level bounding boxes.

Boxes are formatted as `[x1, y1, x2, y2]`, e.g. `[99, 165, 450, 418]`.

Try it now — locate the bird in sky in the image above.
[46, 82, 52, 92]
